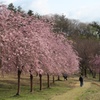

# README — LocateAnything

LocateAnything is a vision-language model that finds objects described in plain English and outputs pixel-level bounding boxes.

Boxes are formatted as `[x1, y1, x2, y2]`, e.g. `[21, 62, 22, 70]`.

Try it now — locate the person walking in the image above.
[79, 75, 83, 87]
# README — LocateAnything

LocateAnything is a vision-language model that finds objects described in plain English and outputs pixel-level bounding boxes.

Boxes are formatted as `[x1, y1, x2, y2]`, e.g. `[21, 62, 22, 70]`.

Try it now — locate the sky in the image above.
[0, 0, 100, 23]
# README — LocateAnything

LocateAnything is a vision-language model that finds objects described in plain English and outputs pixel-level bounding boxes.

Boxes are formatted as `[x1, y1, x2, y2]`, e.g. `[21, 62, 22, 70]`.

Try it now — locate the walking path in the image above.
[50, 78, 91, 100]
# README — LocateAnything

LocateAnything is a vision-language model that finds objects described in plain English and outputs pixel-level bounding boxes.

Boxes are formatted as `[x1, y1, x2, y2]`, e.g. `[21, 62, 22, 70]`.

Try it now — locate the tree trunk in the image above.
[99, 70, 100, 81]
[16, 69, 21, 95]
[57, 75, 60, 81]
[84, 68, 87, 77]
[93, 72, 96, 78]
[89, 68, 94, 77]
[0, 46, 2, 69]
[53, 75, 55, 83]
[0, 58, 2, 69]
[39, 74, 42, 90]
[30, 74, 33, 92]
[0, 56, 4, 77]
[1, 70, 4, 78]
[81, 67, 84, 76]
[47, 74, 50, 88]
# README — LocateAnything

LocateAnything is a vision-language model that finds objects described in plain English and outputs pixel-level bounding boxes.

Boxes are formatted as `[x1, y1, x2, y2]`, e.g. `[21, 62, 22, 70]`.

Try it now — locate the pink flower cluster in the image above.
[0, 4, 79, 75]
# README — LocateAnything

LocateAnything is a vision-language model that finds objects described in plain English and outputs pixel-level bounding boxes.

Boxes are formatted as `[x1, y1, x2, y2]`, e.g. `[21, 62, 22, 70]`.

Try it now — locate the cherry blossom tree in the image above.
[0, 4, 80, 93]
[90, 55, 100, 81]
[0, 4, 42, 94]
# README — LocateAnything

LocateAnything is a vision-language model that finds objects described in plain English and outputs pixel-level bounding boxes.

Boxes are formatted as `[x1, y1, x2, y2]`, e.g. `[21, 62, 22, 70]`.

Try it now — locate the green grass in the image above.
[51, 77, 100, 100]
[0, 74, 74, 100]
[78, 84, 100, 100]
[78, 78, 100, 100]
[0, 74, 100, 100]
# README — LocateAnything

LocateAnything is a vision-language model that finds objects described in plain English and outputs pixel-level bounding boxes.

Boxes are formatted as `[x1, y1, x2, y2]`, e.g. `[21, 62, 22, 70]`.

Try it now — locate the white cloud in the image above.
[30, 0, 50, 14]
[0, 0, 100, 22]
[67, 4, 100, 22]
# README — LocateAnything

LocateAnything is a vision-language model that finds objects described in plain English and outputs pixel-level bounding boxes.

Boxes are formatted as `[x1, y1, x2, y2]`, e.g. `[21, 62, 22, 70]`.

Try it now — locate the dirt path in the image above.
[50, 79, 91, 100]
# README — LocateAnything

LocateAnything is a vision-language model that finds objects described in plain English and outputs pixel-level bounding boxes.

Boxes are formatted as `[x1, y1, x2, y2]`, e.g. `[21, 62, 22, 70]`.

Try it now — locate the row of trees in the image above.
[0, 4, 79, 95]
[0, 3, 100, 96]
[90, 55, 100, 81]
[9, 3, 100, 79]
[52, 14, 100, 80]
[7, 3, 40, 17]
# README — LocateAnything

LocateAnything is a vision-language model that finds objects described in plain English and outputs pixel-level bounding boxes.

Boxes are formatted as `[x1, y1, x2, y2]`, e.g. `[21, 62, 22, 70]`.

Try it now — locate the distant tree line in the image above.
[52, 14, 100, 78]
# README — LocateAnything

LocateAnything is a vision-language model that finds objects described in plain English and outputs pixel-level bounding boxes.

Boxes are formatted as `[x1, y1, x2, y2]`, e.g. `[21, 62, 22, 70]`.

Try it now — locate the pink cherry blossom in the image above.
[0, 4, 79, 76]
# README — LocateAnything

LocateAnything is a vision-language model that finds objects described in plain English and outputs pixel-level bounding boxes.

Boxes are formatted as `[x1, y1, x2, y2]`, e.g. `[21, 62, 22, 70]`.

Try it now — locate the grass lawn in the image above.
[0, 74, 100, 100]
[0, 74, 74, 100]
